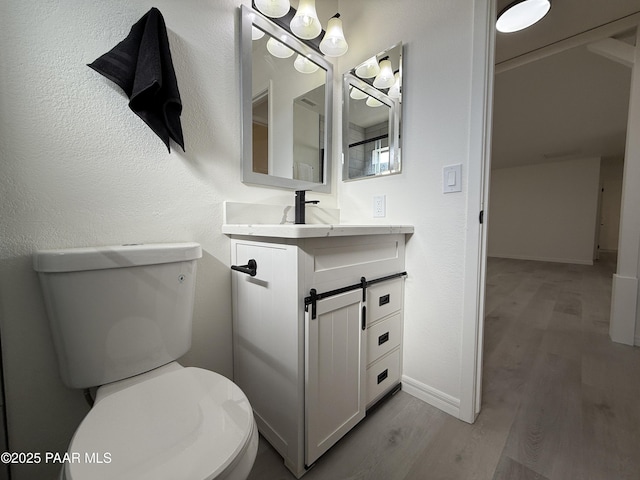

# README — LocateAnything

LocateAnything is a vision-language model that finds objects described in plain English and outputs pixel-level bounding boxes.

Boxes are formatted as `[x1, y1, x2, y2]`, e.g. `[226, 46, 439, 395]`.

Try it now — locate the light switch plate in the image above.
[443, 164, 462, 193]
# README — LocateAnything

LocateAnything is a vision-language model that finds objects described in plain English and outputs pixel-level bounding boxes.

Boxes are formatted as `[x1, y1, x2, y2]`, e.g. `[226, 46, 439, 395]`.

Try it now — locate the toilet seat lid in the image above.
[65, 367, 254, 480]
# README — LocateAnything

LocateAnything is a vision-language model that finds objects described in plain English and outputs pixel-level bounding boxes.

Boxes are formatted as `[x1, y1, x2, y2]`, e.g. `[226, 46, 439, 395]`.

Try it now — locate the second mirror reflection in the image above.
[343, 42, 402, 181]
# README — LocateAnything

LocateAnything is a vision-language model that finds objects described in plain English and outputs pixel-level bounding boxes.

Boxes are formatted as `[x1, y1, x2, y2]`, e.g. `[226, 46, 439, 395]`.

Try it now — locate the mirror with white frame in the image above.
[240, 4, 333, 192]
[343, 43, 402, 180]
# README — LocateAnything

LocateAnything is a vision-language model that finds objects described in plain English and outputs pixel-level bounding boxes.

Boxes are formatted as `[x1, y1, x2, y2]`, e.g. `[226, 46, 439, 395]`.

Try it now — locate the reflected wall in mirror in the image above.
[343, 43, 402, 181]
[241, 4, 333, 192]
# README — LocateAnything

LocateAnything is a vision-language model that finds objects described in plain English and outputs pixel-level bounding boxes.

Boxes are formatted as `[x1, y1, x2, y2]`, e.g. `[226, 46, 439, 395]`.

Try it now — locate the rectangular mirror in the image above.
[343, 43, 402, 181]
[240, 4, 333, 192]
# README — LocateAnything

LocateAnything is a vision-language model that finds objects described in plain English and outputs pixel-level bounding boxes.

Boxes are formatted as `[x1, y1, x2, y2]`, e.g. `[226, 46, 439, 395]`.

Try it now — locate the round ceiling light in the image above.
[496, 0, 551, 33]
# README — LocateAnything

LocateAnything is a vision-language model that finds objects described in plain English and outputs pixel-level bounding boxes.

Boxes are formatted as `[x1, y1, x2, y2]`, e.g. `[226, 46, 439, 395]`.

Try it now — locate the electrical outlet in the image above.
[373, 195, 386, 218]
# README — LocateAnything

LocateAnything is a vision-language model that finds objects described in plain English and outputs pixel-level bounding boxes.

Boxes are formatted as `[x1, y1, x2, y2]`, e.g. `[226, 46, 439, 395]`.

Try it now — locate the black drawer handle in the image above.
[231, 259, 257, 277]
[378, 332, 389, 345]
[379, 294, 390, 306]
[377, 369, 388, 384]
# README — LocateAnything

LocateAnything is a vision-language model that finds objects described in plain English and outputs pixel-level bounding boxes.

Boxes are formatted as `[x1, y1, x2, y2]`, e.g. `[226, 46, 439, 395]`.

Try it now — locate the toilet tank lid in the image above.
[33, 242, 202, 273]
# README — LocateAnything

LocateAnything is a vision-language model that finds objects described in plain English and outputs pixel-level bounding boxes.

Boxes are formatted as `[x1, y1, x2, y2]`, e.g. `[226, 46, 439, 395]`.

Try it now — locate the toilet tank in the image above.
[33, 243, 202, 389]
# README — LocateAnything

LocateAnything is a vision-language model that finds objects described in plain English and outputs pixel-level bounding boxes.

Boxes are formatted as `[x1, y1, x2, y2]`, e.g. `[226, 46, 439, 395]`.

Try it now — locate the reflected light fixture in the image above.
[387, 72, 401, 99]
[294, 54, 320, 73]
[496, 0, 551, 33]
[373, 57, 394, 89]
[349, 86, 368, 100]
[366, 96, 383, 108]
[252, 26, 265, 40]
[355, 56, 380, 79]
[290, 0, 322, 40]
[266, 37, 294, 58]
[254, 0, 290, 18]
[320, 14, 348, 57]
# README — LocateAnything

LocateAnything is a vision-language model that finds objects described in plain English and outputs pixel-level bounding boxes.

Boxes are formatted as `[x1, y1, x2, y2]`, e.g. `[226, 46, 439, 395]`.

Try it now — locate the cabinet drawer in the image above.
[367, 278, 403, 325]
[367, 312, 401, 365]
[366, 348, 401, 406]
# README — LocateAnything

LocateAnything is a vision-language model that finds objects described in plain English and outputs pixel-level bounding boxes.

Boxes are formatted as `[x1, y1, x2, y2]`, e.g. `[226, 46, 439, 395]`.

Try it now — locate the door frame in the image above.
[459, 0, 496, 423]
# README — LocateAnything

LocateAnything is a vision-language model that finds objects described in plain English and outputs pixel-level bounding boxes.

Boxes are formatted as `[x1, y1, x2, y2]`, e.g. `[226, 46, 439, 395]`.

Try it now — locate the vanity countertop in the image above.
[222, 224, 414, 239]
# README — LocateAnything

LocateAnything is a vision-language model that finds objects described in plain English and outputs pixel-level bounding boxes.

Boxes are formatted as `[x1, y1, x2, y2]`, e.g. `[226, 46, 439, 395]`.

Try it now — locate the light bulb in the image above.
[373, 59, 394, 89]
[254, 0, 290, 18]
[294, 54, 320, 74]
[320, 15, 348, 57]
[266, 37, 294, 58]
[366, 96, 383, 107]
[496, 0, 551, 33]
[290, 0, 322, 40]
[355, 56, 380, 79]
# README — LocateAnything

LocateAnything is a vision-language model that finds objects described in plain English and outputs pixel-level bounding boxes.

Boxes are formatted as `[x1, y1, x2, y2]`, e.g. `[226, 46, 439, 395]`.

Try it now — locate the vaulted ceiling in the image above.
[491, 0, 640, 169]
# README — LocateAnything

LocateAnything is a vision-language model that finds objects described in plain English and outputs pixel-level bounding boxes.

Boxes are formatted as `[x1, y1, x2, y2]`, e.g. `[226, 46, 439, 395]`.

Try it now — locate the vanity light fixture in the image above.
[254, 0, 290, 18]
[266, 37, 294, 58]
[373, 57, 394, 89]
[496, 0, 551, 33]
[320, 14, 348, 57]
[294, 54, 320, 73]
[355, 56, 380, 79]
[290, 0, 322, 40]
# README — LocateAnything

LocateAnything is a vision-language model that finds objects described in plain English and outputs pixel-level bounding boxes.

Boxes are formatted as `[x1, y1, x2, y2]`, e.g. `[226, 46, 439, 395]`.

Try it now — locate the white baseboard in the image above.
[488, 253, 593, 266]
[401, 375, 460, 419]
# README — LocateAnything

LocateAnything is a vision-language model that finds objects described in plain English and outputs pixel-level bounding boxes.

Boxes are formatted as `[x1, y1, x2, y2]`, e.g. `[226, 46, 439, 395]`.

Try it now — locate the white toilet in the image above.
[33, 242, 258, 480]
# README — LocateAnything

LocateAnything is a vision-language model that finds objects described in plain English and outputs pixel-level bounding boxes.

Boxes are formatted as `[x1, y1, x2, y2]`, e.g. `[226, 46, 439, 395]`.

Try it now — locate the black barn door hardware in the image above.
[304, 271, 407, 319]
[231, 259, 257, 277]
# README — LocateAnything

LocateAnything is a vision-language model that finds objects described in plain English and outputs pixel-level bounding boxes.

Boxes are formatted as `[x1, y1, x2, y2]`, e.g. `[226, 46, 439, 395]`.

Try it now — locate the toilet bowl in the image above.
[60, 362, 258, 480]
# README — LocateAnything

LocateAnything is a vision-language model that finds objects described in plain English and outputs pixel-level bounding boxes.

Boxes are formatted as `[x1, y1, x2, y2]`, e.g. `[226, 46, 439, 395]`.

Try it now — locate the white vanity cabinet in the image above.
[226, 226, 411, 477]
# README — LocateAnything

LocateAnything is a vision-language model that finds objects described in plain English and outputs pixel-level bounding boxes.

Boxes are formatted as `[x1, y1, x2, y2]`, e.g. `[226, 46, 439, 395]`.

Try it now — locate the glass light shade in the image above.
[366, 96, 383, 108]
[373, 59, 395, 89]
[252, 26, 265, 40]
[355, 56, 380, 79]
[290, 0, 322, 40]
[388, 73, 401, 99]
[320, 16, 348, 57]
[294, 54, 320, 73]
[496, 0, 551, 33]
[349, 86, 368, 100]
[254, 0, 290, 18]
[266, 37, 294, 58]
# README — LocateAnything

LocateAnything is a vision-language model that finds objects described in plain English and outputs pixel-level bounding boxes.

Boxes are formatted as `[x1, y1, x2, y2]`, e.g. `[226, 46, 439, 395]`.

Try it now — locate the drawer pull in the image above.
[379, 294, 390, 306]
[377, 369, 388, 384]
[378, 332, 389, 345]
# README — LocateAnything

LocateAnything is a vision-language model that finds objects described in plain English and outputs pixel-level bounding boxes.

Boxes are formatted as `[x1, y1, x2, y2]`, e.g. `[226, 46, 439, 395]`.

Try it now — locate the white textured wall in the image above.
[337, 0, 481, 407]
[0, 1, 338, 478]
[488, 157, 601, 264]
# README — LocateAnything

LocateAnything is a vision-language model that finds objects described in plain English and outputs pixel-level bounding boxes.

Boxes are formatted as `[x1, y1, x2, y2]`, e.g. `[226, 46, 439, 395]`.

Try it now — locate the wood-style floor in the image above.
[247, 254, 640, 480]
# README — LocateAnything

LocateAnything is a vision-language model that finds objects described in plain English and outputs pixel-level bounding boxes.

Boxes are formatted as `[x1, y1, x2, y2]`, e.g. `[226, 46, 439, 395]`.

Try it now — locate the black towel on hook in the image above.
[88, 7, 185, 152]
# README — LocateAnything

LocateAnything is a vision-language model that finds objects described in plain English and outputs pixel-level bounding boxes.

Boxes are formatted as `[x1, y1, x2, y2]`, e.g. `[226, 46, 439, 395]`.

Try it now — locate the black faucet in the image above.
[294, 190, 320, 225]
